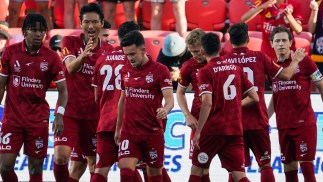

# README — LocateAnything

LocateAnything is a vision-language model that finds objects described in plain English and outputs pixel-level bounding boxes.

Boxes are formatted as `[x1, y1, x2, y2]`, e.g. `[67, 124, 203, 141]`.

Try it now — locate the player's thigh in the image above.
[24, 126, 48, 159]
[78, 119, 97, 156]
[96, 132, 118, 168]
[54, 116, 79, 148]
[293, 125, 317, 162]
[118, 133, 141, 169]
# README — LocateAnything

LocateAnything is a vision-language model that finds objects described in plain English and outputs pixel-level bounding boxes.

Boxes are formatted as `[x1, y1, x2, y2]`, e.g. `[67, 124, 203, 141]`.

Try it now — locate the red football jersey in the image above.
[0, 41, 65, 127]
[198, 57, 254, 136]
[271, 56, 322, 129]
[61, 34, 114, 120]
[223, 47, 283, 130]
[178, 58, 207, 118]
[92, 49, 127, 132]
[255, 0, 302, 59]
[120, 58, 173, 135]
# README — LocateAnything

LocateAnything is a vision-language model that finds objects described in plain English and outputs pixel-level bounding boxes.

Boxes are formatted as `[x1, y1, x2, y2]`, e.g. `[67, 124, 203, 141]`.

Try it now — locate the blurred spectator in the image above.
[157, 32, 192, 90]
[309, 0, 323, 72]
[8, 0, 53, 29]
[147, 0, 187, 37]
[0, 0, 9, 21]
[97, 0, 137, 29]
[49, 34, 63, 57]
[64, 0, 88, 28]
[99, 20, 111, 43]
[241, 0, 303, 59]
[0, 21, 11, 58]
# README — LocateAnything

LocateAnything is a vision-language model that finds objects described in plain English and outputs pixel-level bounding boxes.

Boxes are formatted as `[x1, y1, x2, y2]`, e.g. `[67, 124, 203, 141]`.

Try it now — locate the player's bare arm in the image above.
[267, 97, 275, 119]
[157, 88, 174, 120]
[308, 0, 319, 33]
[176, 86, 198, 129]
[94, 87, 98, 104]
[115, 90, 125, 145]
[0, 76, 8, 104]
[193, 93, 212, 150]
[65, 37, 94, 74]
[241, 0, 276, 22]
[242, 87, 259, 107]
[278, 48, 306, 80]
[284, 6, 302, 34]
[53, 80, 68, 136]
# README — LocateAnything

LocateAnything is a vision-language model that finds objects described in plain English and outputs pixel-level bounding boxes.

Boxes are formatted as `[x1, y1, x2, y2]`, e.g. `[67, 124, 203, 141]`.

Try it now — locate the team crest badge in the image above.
[149, 148, 158, 159]
[35, 138, 44, 149]
[40, 62, 48, 71]
[146, 73, 153, 83]
[13, 75, 20, 87]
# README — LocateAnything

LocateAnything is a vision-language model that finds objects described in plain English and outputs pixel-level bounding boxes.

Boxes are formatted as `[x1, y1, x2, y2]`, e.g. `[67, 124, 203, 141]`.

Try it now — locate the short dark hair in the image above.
[118, 21, 140, 41]
[80, 3, 104, 22]
[270, 25, 293, 41]
[229, 23, 249, 46]
[22, 14, 48, 34]
[201, 33, 220, 56]
[103, 20, 111, 29]
[120, 30, 145, 48]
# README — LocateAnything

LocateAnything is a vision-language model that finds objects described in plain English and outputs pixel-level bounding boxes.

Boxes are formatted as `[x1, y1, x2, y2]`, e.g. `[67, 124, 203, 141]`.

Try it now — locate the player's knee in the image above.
[54, 155, 69, 165]
[29, 164, 43, 175]
[0, 165, 13, 174]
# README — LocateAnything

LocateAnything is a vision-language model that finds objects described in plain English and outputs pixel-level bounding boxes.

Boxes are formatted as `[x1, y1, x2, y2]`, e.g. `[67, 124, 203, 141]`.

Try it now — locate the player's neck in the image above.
[277, 52, 290, 62]
[276, 0, 285, 5]
[24, 40, 41, 54]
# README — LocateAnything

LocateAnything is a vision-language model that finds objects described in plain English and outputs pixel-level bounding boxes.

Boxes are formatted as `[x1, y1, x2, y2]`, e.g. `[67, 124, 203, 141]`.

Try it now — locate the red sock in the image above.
[69, 177, 78, 182]
[228, 173, 234, 182]
[1, 170, 18, 182]
[54, 163, 69, 182]
[202, 173, 210, 182]
[149, 175, 162, 182]
[143, 170, 149, 182]
[120, 168, 134, 182]
[285, 170, 299, 182]
[239, 177, 250, 182]
[30, 173, 42, 182]
[90, 173, 106, 182]
[133, 169, 143, 182]
[260, 166, 275, 182]
[300, 162, 316, 182]
[162, 168, 171, 182]
[189, 175, 201, 182]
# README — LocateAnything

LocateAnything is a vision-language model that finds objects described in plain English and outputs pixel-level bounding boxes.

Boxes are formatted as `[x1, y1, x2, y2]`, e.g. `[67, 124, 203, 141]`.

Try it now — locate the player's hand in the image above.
[81, 37, 93, 58]
[192, 132, 200, 150]
[260, 0, 277, 9]
[185, 113, 198, 130]
[52, 114, 64, 136]
[310, 0, 319, 11]
[156, 107, 168, 120]
[170, 67, 180, 81]
[284, 5, 293, 15]
[114, 130, 121, 145]
[291, 48, 306, 63]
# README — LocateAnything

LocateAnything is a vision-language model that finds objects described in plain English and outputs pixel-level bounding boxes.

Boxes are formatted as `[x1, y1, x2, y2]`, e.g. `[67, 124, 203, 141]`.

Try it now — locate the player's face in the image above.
[24, 22, 46, 47]
[271, 32, 292, 57]
[123, 44, 146, 68]
[99, 28, 110, 43]
[81, 12, 103, 41]
[188, 44, 205, 63]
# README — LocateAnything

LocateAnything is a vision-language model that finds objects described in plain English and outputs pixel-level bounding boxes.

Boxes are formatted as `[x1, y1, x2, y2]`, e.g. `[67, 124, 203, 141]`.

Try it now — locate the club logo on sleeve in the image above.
[13, 75, 20, 87]
[40, 61, 48, 71]
[35, 137, 44, 149]
[146, 73, 153, 83]
[197, 152, 209, 164]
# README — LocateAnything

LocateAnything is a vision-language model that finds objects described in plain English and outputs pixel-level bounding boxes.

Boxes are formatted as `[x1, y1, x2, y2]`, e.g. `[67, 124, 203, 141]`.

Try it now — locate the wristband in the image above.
[57, 106, 65, 115]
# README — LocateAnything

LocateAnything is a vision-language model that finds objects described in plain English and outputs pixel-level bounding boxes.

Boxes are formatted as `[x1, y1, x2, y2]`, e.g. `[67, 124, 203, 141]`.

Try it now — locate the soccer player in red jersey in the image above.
[188, 32, 259, 182]
[53, 3, 114, 182]
[268, 25, 323, 182]
[176, 28, 211, 182]
[223, 23, 304, 182]
[242, 0, 303, 59]
[90, 21, 140, 182]
[115, 30, 174, 182]
[0, 14, 67, 182]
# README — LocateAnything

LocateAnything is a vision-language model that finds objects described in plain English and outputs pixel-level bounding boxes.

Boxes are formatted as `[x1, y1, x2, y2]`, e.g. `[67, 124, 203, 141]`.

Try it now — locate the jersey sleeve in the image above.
[92, 57, 103, 88]
[158, 64, 173, 90]
[303, 56, 323, 82]
[292, 1, 303, 22]
[178, 62, 191, 88]
[61, 36, 77, 62]
[263, 53, 283, 78]
[0, 47, 10, 77]
[52, 53, 66, 83]
[120, 67, 126, 91]
[198, 67, 212, 96]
